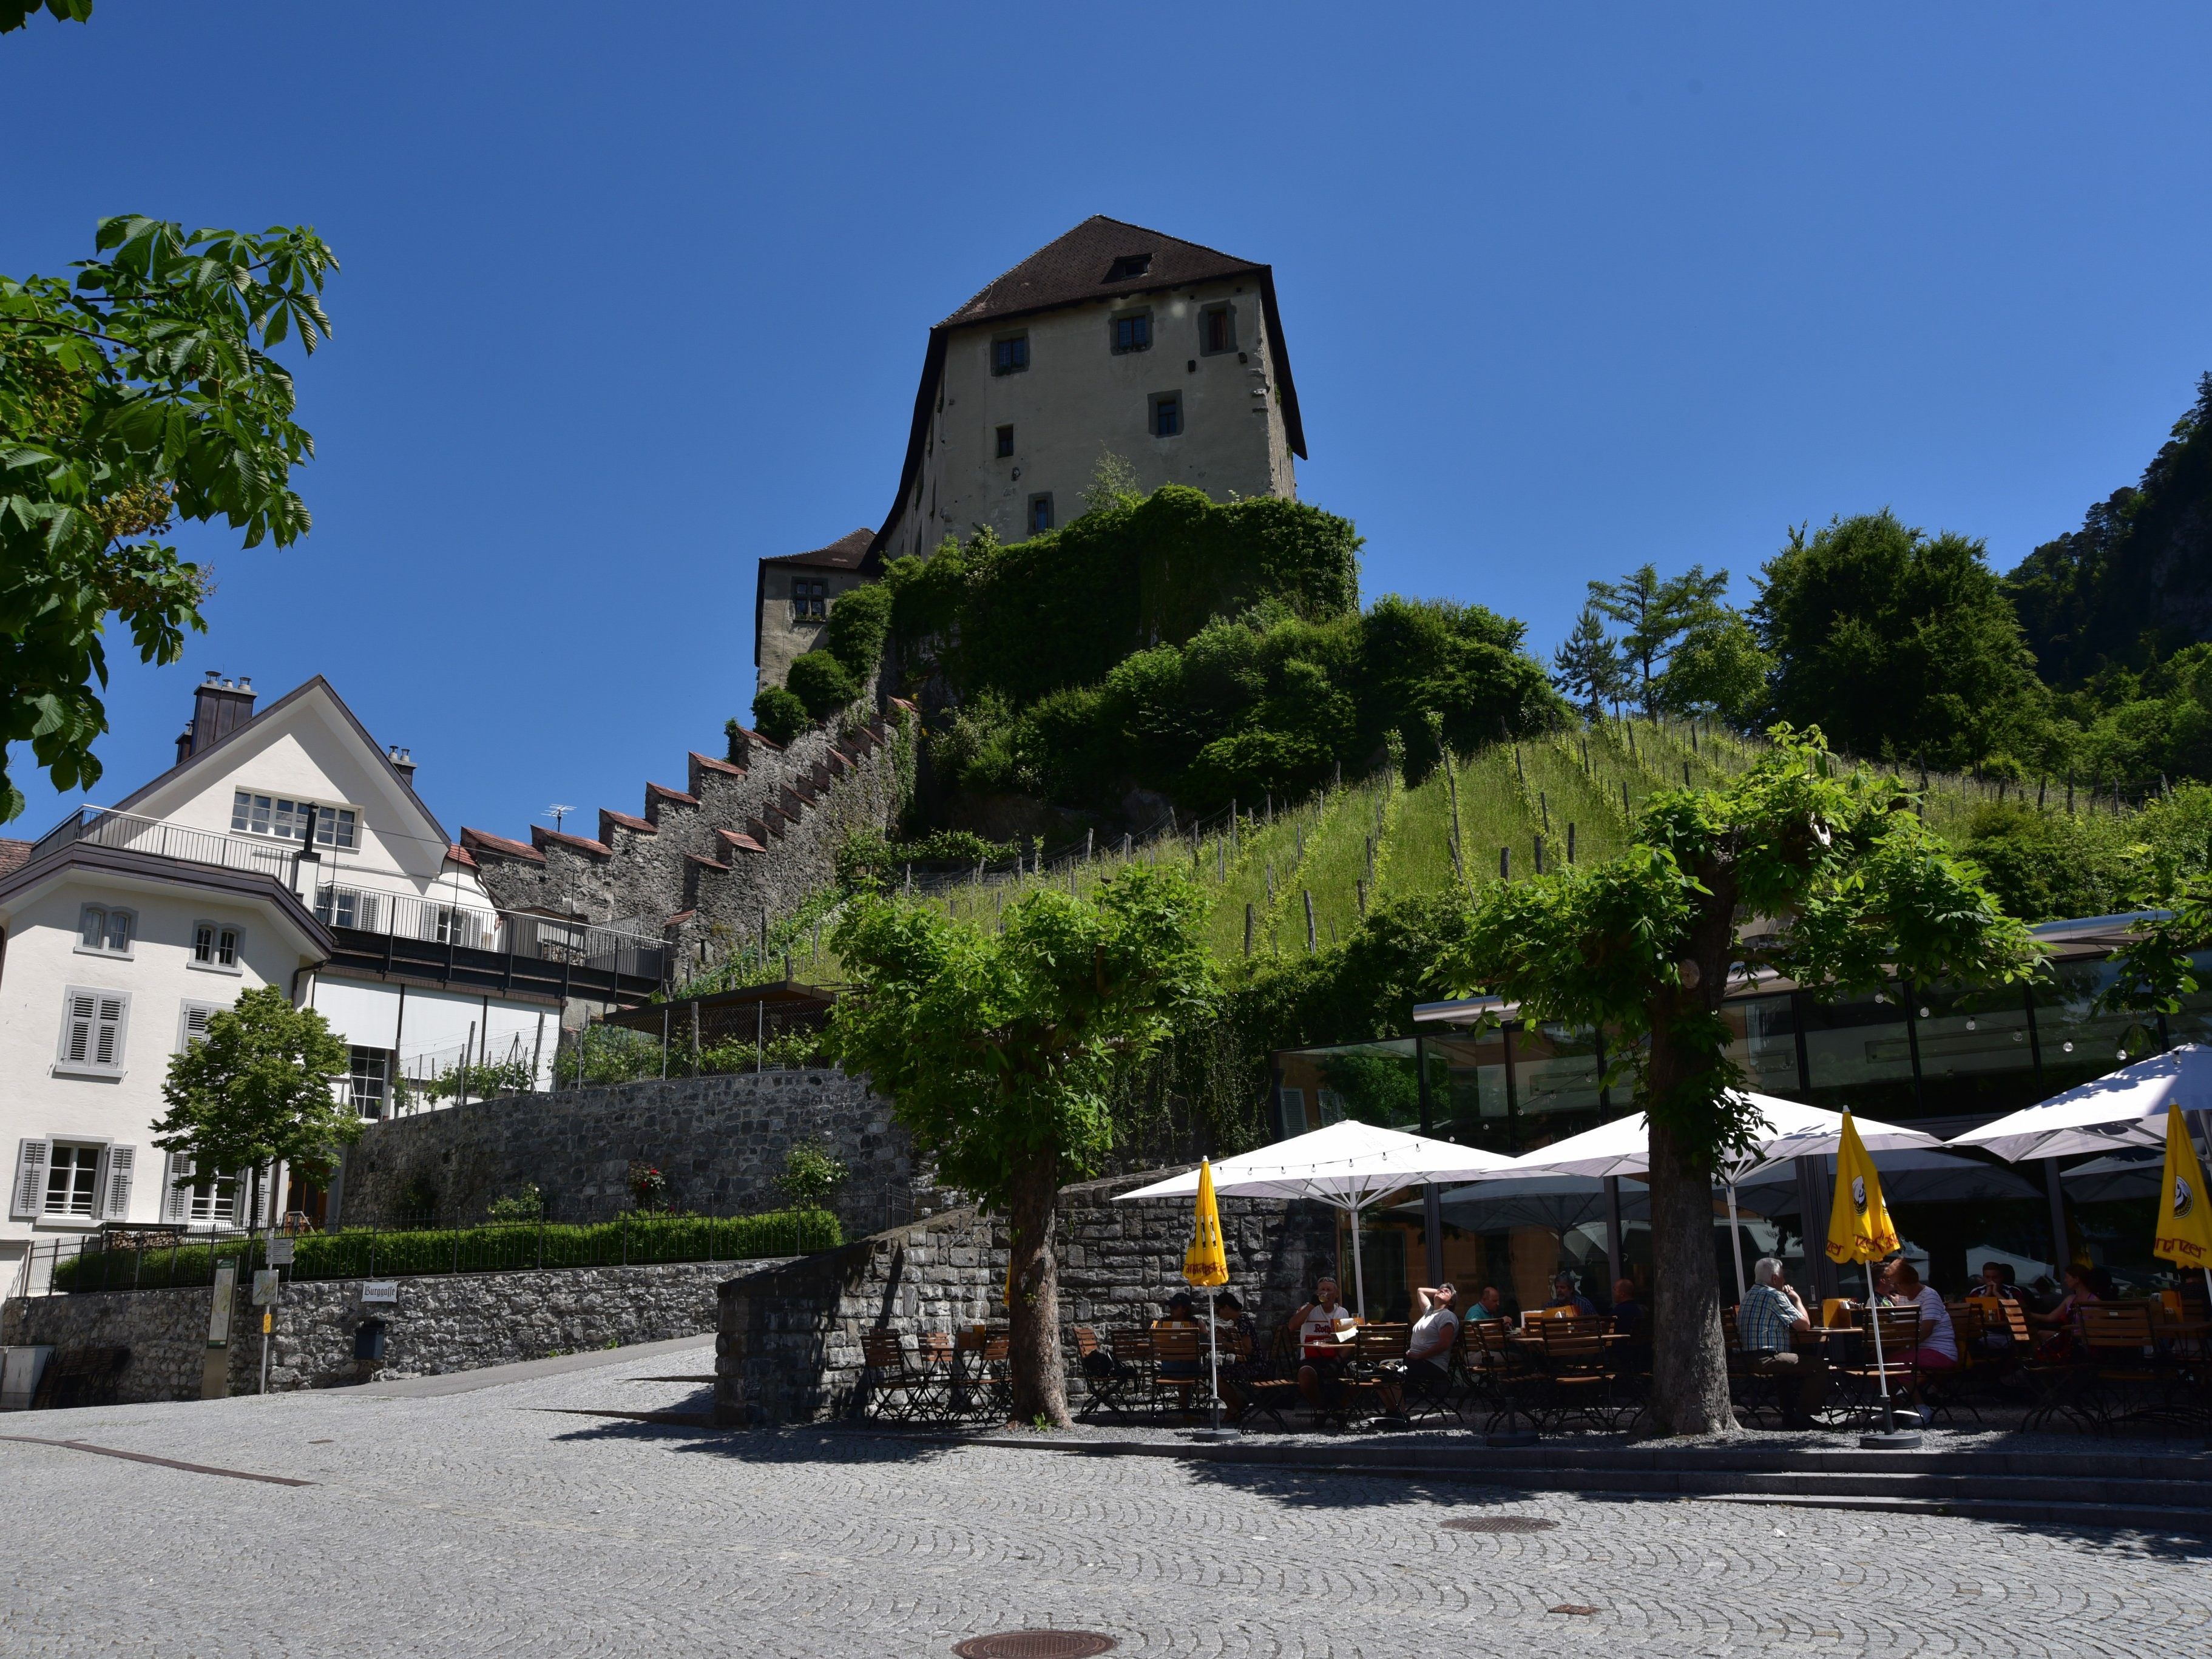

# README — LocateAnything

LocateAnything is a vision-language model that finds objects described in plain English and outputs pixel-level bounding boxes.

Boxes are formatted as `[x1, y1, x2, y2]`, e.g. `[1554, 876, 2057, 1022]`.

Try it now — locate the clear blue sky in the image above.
[7, 3, 2211, 848]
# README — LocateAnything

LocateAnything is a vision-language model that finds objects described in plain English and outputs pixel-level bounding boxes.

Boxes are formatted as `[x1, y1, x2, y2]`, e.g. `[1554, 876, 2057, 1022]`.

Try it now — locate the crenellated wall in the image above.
[460, 700, 913, 976]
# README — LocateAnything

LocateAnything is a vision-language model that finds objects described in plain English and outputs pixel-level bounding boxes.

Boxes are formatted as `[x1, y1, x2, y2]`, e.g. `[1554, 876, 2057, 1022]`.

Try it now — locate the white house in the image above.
[1, 674, 664, 1287]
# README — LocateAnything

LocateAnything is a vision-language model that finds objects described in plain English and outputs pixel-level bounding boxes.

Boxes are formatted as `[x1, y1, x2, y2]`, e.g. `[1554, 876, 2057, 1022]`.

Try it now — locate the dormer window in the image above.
[1111, 312, 1152, 354]
[1106, 254, 1152, 282]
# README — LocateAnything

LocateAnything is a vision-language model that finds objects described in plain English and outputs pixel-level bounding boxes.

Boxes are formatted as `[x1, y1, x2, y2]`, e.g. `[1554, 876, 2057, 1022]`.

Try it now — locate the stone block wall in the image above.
[2, 1257, 785, 1403]
[714, 1169, 1338, 1425]
[334, 1067, 925, 1236]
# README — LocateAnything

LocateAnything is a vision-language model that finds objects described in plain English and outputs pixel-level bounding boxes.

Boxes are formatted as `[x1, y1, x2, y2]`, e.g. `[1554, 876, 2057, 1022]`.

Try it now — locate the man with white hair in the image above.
[1738, 1256, 1828, 1429]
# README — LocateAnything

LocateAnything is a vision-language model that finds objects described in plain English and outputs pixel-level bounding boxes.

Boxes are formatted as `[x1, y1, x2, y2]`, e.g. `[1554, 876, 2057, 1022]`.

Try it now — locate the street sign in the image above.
[266, 1238, 295, 1266]
[208, 1265, 236, 1348]
[252, 1270, 280, 1307]
[362, 1280, 399, 1304]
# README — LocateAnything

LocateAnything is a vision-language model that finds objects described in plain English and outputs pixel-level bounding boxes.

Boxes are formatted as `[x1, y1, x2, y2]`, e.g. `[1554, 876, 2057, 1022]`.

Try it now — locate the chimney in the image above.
[188, 671, 257, 758]
[387, 745, 418, 788]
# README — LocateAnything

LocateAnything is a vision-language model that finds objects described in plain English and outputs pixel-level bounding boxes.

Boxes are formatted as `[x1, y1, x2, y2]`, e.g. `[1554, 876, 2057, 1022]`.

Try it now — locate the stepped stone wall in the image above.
[460, 698, 913, 975]
[714, 1169, 1338, 1425]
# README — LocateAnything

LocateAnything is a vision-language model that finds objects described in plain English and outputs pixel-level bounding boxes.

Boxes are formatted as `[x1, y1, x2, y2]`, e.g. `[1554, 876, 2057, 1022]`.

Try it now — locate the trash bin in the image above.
[353, 1319, 387, 1365]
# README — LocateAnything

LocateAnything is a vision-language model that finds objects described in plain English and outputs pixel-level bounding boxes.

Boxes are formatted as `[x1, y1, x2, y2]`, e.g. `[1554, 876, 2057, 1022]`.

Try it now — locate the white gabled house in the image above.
[1, 674, 665, 1287]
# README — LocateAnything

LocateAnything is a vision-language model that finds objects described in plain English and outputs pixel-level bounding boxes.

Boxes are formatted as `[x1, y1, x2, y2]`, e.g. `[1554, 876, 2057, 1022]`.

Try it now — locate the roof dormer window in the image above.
[1106, 254, 1152, 282]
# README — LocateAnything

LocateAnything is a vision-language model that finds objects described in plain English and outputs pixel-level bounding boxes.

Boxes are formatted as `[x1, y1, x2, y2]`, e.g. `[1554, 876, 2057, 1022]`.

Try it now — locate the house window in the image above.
[1106, 253, 1153, 281]
[995, 425, 1015, 459]
[178, 1001, 223, 1051]
[1200, 305, 1235, 355]
[350, 1046, 391, 1119]
[191, 922, 242, 970]
[1151, 392, 1183, 438]
[791, 578, 828, 621]
[163, 1154, 238, 1226]
[1111, 312, 1152, 354]
[314, 887, 378, 931]
[76, 905, 134, 956]
[232, 791, 354, 848]
[990, 334, 1029, 376]
[44, 1143, 104, 1218]
[58, 987, 129, 1075]
[1028, 494, 1055, 536]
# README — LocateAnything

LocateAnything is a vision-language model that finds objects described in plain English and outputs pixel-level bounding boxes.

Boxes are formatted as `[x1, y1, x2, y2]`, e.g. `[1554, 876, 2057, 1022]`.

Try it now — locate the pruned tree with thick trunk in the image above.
[1447, 726, 2037, 1434]
[829, 863, 1213, 1427]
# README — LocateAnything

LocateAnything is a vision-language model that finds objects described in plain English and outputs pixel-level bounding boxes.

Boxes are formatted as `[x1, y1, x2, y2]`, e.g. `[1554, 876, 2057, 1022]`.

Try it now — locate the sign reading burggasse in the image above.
[362, 1281, 399, 1304]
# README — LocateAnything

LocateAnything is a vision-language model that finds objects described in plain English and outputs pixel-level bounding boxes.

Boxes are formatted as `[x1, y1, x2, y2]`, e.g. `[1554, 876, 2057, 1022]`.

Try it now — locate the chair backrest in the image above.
[862, 1330, 905, 1369]
[1947, 1303, 1986, 1358]
[1356, 1323, 1410, 1363]
[1539, 1317, 1609, 1360]
[918, 1331, 955, 1364]
[1072, 1325, 1102, 1359]
[1525, 1305, 1575, 1325]
[1971, 1293, 2032, 1342]
[2077, 1302, 2154, 1349]
[1820, 1297, 1853, 1328]
[1152, 1327, 1202, 1365]
[2159, 1289, 2185, 1321]
[1111, 1326, 1154, 1362]
[1720, 1308, 1745, 1353]
[983, 1334, 1010, 1364]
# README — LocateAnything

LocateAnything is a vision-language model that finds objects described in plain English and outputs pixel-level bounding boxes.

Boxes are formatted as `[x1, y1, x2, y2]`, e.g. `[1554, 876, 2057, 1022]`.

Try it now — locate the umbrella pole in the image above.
[1867, 1259, 1895, 1434]
[1726, 1180, 1748, 1300]
[1350, 1205, 1367, 1320]
[1206, 1287, 1221, 1431]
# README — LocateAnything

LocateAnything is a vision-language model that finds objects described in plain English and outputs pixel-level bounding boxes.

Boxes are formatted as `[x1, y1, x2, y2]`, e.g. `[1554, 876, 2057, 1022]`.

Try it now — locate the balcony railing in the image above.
[30, 806, 299, 882]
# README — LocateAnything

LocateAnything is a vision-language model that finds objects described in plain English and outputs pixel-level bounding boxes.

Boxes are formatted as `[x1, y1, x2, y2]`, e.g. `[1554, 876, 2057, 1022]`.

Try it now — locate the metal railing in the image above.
[29, 806, 297, 882]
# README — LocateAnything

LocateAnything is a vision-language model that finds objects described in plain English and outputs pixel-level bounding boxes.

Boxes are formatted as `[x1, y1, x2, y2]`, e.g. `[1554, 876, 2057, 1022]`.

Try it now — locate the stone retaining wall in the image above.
[715, 1169, 1338, 1425]
[2, 1257, 783, 1404]
[336, 1067, 925, 1235]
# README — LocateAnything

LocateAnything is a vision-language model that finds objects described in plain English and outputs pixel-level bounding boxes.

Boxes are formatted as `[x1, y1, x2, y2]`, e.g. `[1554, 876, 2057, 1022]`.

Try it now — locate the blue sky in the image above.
[6, 3, 2211, 848]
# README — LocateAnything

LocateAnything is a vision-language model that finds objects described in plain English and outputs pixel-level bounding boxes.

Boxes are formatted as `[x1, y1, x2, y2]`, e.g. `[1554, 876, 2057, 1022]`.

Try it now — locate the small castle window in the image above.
[995, 425, 1014, 459]
[991, 334, 1029, 376]
[1150, 393, 1183, 439]
[1200, 305, 1235, 356]
[792, 578, 828, 621]
[1028, 494, 1055, 535]
[1111, 312, 1151, 355]
[1106, 254, 1152, 281]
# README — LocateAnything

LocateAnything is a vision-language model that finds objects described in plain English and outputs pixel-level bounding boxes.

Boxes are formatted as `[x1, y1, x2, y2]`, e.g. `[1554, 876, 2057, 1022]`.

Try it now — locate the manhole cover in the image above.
[952, 1633, 1117, 1659]
[1441, 1515, 1559, 1533]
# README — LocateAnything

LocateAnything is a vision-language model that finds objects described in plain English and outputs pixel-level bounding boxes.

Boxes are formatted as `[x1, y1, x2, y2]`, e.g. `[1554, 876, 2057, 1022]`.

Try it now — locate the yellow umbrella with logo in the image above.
[1183, 1160, 1230, 1431]
[2152, 1104, 2212, 1303]
[1824, 1110, 1909, 1438]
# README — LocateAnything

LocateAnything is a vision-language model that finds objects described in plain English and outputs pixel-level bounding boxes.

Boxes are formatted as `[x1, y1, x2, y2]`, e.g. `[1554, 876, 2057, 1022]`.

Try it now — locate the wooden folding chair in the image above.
[859, 1329, 946, 1424]
[1108, 1326, 1157, 1416]
[2075, 1301, 2168, 1431]
[1149, 1326, 1208, 1421]
[1836, 1308, 1920, 1425]
[1534, 1316, 1618, 1431]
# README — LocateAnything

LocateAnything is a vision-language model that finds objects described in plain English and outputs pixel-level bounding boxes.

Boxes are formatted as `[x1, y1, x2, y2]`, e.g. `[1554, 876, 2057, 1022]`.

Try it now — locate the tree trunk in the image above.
[1005, 1149, 1069, 1428]
[1645, 1115, 1736, 1435]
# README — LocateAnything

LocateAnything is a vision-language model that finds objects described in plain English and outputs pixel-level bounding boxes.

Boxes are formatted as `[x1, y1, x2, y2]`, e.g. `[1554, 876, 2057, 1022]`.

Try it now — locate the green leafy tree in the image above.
[1443, 728, 2036, 1434]
[749, 688, 808, 746]
[786, 649, 858, 719]
[1551, 601, 1629, 720]
[152, 985, 356, 1228]
[1588, 563, 1730, 715]
[1656, 606, 1773, 726]
[821, 579, 893, 684]
[1, 215, 337, 819]
[0, 1, 91, 32]
[773, 1141, 850, 1210]
[1754, 512, 2042, 769]
[829, 863, 1214, 1425]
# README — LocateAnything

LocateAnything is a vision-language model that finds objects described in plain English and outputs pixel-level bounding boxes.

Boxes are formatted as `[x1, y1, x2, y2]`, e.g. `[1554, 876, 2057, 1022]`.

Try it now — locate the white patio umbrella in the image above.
[1476, 1092, 1949, 1296]
[1946, 1044, 2212, 1163]
[2059, 1147, 2165, 1203]
[1115, 1119, 1517, 1316]
[1732, 1148, 2040, 1211]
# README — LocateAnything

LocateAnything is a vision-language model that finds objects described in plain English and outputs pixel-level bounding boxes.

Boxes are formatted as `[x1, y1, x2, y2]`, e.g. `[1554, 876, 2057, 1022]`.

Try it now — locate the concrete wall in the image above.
[333, 1067, 924, 1237]
[714, 1169, 1337, 1425]
[2, 1257, 783, 1402]
[884, 279, 1296, 565]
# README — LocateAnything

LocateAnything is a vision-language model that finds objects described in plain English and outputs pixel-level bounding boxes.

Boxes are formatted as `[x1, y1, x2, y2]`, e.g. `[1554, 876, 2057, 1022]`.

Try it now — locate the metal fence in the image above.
[30, 806, 297, 881]
[315, 883, 664, 980]
[13, 1202, 845, 1297]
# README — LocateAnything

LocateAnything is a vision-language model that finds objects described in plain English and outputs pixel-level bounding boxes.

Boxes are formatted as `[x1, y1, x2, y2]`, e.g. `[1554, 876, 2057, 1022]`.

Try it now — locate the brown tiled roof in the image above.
[445, 842, 478, 870]
[941, 215, 1265, 329]
[645, 782, 698, 808]
[0, 837, 32, 878]
[531, 825, 610, 857]
[762, 528, 874, 571]
[599, 808, 654, 836]
[461, 826, 544, 864]
[689, 752, 745, 777]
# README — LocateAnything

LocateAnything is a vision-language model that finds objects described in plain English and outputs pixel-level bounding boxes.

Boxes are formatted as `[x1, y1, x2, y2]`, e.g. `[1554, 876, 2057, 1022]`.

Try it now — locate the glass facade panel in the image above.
[1274, 1038, 1422, 1137]
[1910, 980, 2043, 1118]
[1509, 1022, 1606, 1149]
[1722, 993, 1801, 1095]
[2034, 956, 2156, 1092]
[1799, 990, 1918, 1118]
[1425, 1029, 1513, 1155]
[2158, 951, 2212, 1046]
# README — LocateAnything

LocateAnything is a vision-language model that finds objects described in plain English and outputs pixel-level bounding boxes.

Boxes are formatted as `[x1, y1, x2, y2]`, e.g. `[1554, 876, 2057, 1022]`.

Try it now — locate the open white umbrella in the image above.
[1115, 1119, 1517, 1316]
[1946, 1044, 2212, 1163]
[1733, 1148, 2040, 1211]
[1479, 1093, 1948, 1296]
[2059, 1148, 2164, 1204]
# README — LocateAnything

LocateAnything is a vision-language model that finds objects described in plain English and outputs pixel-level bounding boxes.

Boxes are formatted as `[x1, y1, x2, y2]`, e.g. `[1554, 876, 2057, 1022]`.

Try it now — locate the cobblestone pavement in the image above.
[3, 1354, 2207, 1658]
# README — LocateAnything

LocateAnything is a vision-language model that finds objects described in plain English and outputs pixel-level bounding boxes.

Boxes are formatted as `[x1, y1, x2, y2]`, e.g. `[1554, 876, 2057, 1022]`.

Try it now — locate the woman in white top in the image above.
[1886, 1261, 1958, 1370]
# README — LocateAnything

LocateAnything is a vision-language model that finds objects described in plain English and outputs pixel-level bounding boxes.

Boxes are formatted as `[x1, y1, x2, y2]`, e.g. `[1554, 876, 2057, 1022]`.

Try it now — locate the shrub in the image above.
[774, 1141, 849, 1209]
[787, 650, 858, 719]
[822, 579, 894, 681]
[556, 1023, 663, 1087]
[628, 1162, 669, 1212]
[751, 687, 809, 746]
[486, 1184, 543, 1221]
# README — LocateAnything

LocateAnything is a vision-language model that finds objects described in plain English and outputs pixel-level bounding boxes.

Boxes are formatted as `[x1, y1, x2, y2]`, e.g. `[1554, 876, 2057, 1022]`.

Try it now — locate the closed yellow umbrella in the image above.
[2152, 1104, 2212, 1302]
[1183, 1160, 1230, 1431]
[1824, 1110, 1910, 1441]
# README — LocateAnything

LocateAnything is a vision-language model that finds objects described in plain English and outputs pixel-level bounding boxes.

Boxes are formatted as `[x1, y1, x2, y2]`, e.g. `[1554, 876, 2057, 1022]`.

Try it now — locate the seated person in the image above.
[1969, 1261, 2025, 1351]
[1467, 1285, 1505, 1322]
[1211, 1291, 1263, 1417]
[1290, 1277, 1356, 1409]
[2027, 1263, 2100, 1328]
[1609, 1279, 1646, 1339]
[1381, 1283, 1459, 1413]
[1546, 1271, 1597, 1317]
[1738, 1256, 1828, 1429]
[1153, 1291, 1203, 1381]
[1885, 1261, 1957, 1376]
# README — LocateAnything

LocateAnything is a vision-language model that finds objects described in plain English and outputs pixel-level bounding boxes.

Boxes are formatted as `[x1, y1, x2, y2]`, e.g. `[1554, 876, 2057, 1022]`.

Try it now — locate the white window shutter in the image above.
[10, 1140, 49, 1220]
[63, 992, 96, 1063]
[101, 1144, 136, 1221]
[160, 1153, 194, 1224]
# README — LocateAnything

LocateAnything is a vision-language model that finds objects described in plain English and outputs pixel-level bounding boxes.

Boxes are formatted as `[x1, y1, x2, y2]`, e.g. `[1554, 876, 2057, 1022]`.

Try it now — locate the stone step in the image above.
[1702, 1491, 2212, 1535]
